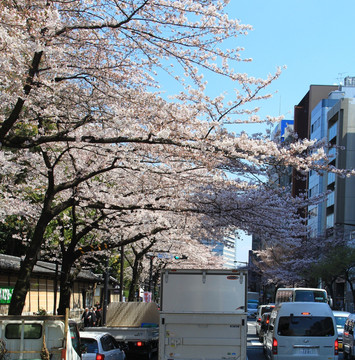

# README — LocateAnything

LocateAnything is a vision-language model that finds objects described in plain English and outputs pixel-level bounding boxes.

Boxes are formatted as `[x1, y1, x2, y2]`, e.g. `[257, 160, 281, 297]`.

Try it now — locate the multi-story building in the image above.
[308, 80, 355, 237]
[248, 80, 355, 304]
[270, 119, 294, 188]
[202, 236, 236, 268]
[292, 85, 338, 201]
[304, 77, 355, 310]
[308, 97, 338, 237]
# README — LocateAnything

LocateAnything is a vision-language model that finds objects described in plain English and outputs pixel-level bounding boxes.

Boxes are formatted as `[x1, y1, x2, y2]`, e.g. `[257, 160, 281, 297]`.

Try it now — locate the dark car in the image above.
[258, 312, 271, 342]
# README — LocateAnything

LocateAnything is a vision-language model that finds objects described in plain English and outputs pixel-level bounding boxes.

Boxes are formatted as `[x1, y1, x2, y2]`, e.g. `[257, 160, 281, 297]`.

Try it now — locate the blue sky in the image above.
[225, 0, 355, 128]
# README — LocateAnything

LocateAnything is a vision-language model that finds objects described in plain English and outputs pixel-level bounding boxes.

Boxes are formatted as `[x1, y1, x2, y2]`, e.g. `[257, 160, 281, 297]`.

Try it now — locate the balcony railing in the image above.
[328, 147, 336, 162]
[327, 191, 334, 207]
[328, 172, 336, 185]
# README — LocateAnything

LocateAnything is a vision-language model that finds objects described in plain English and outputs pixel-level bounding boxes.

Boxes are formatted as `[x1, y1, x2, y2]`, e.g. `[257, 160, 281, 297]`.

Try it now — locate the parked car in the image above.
[333, 310, 350, 351]
[256, 304, 275, 336]
[247, 302, 258, 318]
[343, 313, 355, 359]
[80, 331, 126, 360]
[258, 311, 271, 342]
[263, 302, 338, 359]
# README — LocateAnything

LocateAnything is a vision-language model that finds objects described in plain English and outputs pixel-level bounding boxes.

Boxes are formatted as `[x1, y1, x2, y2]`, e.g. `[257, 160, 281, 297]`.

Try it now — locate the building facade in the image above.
[292, 85, 338, 199]
[0, 254, 119, 318]
[303, 78, 355, 311]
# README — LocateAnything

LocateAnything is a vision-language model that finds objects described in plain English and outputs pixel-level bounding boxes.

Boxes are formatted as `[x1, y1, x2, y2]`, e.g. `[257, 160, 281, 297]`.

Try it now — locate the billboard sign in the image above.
[0, 287, 14, 304]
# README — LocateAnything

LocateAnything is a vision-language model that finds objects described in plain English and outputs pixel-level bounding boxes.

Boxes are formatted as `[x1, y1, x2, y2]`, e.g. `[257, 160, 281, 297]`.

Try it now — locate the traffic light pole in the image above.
[148, 255, 153, 293]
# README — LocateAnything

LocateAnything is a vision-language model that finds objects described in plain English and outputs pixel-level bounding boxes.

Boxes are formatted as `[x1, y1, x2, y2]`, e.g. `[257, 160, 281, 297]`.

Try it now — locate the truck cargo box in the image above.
[159, 269, 247, 360]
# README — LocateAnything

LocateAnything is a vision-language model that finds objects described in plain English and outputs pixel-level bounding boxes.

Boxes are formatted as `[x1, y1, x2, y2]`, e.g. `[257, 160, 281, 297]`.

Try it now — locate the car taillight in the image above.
[96, 354, 105, 360]
[272, 338, 278, 355]
[61, 348, 66, 360]
[257, 317, 261, 322]
[334, 339, 339, 355]
[136, 341, 144, 347]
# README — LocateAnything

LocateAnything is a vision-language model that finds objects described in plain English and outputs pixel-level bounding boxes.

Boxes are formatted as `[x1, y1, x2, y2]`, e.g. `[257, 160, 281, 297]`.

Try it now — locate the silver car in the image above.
[333, 310, 350, 351]
[80, 331, 126, 360]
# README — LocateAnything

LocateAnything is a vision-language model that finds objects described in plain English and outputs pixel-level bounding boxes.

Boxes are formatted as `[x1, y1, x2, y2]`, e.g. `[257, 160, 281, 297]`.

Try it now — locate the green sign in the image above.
[0, 287, 14, 304]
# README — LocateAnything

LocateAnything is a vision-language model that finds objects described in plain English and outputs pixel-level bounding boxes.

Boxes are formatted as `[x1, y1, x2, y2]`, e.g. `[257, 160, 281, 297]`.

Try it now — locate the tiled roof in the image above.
[0, 254, 100, 282]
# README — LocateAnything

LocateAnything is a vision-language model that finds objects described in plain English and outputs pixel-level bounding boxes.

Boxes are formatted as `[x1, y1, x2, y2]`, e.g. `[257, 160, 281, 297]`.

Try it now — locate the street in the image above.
[247, 319, 265, 360]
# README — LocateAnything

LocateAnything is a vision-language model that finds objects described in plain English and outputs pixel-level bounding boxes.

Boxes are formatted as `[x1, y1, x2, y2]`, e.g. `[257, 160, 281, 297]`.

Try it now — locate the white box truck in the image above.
[159, 269, 248, 360]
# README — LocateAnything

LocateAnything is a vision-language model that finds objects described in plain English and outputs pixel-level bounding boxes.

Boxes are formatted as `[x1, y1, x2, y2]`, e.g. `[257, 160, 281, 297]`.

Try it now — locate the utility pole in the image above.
[120, 245, 124, 302]
[102, 258, 109, 325]
[53, 261, 58, 315]
[148, 255, 154, 293]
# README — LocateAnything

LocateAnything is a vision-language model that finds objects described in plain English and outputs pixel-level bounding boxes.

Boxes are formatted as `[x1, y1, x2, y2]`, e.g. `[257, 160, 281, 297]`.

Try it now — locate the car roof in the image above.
[79, 331, 110, 339]
[275, 301, 333, 315]
[332, 311, 350, 317]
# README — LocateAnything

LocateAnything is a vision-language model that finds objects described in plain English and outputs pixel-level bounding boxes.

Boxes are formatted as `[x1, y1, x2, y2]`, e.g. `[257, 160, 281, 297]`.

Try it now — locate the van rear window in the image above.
[278, 316, 334, 337]
[294, 290, 327, 302]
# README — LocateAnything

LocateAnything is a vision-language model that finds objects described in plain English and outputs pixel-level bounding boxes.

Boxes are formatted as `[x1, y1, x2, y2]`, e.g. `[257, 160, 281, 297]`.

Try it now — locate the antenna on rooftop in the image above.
[336, 72, 347, 86]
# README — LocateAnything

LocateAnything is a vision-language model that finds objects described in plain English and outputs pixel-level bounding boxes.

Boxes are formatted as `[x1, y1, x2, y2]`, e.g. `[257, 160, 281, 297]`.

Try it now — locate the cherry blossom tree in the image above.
[254, 226, 354, 296]
[1, 0, 353, 315]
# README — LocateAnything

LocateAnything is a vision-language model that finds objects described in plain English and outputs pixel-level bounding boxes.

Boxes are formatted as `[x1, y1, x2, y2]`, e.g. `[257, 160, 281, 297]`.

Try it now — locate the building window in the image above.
[309, 184, 319, 198]
[311, 117, 321, 134]
[326, 214, 334, 228]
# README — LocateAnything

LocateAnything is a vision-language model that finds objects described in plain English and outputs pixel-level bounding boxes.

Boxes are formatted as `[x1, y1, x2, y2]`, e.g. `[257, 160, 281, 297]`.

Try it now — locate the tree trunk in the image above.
[8, 212, 51, 315]
[57, 255, 74, 315]
[128, 258, 142, 301]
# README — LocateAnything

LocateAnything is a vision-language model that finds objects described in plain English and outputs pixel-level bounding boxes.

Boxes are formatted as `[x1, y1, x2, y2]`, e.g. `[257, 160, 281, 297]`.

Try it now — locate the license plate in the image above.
[299, 348, 316, 355]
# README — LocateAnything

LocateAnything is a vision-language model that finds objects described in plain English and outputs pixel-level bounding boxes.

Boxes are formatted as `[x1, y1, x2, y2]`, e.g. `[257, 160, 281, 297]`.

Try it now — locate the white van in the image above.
[263, 302, 338, 359]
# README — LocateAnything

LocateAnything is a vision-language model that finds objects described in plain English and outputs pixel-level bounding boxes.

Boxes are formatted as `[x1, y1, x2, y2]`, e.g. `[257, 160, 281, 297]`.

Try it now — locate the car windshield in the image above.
[278, 316, 334, 337]
[81, 338, 99, 353]
[335, 316, 348, 328]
